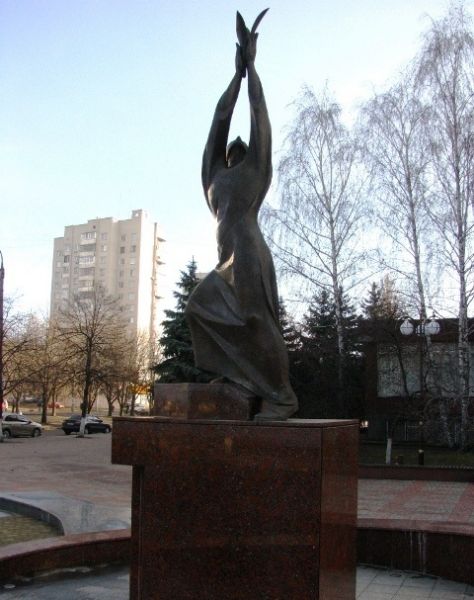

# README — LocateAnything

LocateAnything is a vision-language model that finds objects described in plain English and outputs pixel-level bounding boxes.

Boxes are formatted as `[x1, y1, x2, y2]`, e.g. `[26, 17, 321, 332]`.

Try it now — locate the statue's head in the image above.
[226, 136, 248, 167]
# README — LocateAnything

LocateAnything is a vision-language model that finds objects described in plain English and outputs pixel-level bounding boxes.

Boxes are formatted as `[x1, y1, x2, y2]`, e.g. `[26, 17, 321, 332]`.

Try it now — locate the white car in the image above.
[1, 414, 43, 438]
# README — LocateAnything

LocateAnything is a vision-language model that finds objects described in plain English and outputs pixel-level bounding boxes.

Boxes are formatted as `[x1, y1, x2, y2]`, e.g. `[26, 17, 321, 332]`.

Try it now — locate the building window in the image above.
[80, 231, 96, 240]
[130, 258, 136, 265]
[119, 282, 124, 288]
[120, 258, 125, 265]
[120, 246, 125, 254]
[128, 292, 135, 300]
[100, 256, 106, 264]
[129, 317, 134, 324]
[121, 234, 126, 241]
[100, 233, 108, 241]
[101, 244, 107, 252]
[130, 245, 136, 253]
[63, 255, 70, 263]
[130, 269, 135, 277]
[119, 270, 124, 278]
[56, 261, 62, 268]
[131, 233, 137, 242]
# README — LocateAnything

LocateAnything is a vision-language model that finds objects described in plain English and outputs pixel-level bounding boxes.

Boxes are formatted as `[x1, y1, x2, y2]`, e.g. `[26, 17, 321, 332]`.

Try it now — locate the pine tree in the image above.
[296, 288, 363, 418]
[362, 277, 404, 321]
[154, 259, 211, 383]
[361, 282, 383, 320]
[278, 298, 300, 354]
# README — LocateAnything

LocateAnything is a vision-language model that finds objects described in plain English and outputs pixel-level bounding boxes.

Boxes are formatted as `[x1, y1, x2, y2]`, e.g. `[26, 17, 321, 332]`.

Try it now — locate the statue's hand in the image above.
[244, 32, 258, 64]
[235, 43, 246, 78]
[236, 9, 267, 66]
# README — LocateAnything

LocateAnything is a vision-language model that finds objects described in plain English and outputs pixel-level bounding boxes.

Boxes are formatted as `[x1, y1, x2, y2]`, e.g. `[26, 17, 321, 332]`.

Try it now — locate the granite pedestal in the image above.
[153, 382, 258, 420]
[112, 416, 358, 600]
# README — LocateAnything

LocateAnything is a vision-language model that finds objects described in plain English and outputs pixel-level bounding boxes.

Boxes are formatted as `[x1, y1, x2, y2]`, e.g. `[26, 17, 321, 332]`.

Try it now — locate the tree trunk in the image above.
[41, 391, 48, 425]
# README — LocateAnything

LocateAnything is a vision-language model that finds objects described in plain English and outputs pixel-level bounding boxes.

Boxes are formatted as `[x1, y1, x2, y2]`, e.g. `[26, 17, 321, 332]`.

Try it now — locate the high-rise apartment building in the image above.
[50, 209, 163, 338]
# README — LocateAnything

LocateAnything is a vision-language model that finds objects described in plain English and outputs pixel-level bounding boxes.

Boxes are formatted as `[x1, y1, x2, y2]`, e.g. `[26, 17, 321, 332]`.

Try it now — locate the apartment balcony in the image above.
[78, 258, 95, 266]
[78, 244, 96, 253]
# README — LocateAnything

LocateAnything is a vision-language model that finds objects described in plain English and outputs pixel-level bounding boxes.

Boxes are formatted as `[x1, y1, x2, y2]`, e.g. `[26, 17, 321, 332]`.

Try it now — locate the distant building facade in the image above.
[361, 318, 474, 444]
[50, 209, 163, 338]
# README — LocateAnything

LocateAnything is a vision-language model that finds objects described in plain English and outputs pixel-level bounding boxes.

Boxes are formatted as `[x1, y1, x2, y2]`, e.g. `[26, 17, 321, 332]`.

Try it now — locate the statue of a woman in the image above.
[185, 11, 298, 421]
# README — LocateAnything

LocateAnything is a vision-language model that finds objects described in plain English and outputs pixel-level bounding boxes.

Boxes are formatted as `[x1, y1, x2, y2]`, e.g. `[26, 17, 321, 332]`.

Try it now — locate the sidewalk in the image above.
[359, 478, 474, 526]
[1, 564, 473, 599]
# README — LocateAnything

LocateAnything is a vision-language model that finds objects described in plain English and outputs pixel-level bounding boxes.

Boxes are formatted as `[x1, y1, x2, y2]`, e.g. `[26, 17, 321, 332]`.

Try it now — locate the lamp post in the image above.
[400, 314, 441, 386]
[0, 250, 4, 442]
[400, 313, 440, 444]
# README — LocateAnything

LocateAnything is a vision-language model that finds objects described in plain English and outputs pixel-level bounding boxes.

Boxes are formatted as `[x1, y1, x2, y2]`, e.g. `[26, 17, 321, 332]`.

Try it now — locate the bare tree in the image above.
[359, 73, 455, 444]
[25, 316, 69, 424]
[417, 4, 474, 448]
[360, 74, 434, 316]
[1, 300, 36, 402]
[58, 286, 128, 436]
[263, 85, 368, 413]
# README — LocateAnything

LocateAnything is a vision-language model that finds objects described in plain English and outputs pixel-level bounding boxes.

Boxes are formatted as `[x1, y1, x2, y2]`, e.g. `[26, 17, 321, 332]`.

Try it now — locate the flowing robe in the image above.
[185, 68, 297, 416]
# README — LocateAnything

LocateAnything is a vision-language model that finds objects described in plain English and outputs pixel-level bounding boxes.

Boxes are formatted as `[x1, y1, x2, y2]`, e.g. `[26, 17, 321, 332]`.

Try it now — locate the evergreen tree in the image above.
[295, 288, 363, 419]
[361, 282, 383, 320]
[361, 276, 404, 321]
[154, 259, 211, 383]
[278, 298, 301, 399]
[278, 298, 300, 354]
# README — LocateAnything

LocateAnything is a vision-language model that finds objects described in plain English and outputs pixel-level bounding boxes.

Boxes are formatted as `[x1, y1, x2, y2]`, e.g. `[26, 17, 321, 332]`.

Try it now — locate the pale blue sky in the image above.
[0, 0, 461, 319]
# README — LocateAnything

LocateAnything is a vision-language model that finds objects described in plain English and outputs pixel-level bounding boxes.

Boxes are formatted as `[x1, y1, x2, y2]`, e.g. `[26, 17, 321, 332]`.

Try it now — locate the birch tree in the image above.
[263, 86, 367, 413]
[417, 4, 474, 448]
[360, 74, 434, 317]
[360, 74, 455, 444]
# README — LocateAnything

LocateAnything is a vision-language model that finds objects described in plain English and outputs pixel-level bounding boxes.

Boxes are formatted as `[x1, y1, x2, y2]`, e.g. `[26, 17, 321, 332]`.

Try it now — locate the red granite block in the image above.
[112, 417, 358, 600]
[153, 382, 258, 420]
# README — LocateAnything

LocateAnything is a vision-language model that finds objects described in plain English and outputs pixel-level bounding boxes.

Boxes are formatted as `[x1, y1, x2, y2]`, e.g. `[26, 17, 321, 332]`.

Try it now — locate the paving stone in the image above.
[0, 566, 471, 599]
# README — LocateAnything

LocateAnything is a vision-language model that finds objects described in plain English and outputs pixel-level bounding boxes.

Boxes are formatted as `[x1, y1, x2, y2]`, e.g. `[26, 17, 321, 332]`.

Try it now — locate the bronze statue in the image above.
[185, 10, 298, 421]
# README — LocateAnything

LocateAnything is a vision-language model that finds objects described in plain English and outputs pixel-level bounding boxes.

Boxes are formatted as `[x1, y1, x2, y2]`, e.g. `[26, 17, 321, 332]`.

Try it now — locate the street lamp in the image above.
[400, 317, 414, 336]
[400, 314, 440, 338]
[400, 313, 440, 445]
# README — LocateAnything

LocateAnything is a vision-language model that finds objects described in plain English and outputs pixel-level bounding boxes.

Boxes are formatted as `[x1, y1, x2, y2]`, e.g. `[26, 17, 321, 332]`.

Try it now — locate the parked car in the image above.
[36, 400, 64, 409]
[61, 415, 111, 435]
[1, 414, 43, 438]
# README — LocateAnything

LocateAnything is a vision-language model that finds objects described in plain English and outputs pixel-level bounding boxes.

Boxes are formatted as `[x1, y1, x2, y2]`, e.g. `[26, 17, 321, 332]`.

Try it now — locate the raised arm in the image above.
[247, 61, 272, 182]
[241, 14, 272, 189]
[201, 47, 244, 195]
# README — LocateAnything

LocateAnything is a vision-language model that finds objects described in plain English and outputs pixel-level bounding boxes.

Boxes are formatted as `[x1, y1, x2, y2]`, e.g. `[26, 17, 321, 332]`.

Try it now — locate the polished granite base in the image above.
[153, 382, 258, 420]
[112, 417, 359, 600]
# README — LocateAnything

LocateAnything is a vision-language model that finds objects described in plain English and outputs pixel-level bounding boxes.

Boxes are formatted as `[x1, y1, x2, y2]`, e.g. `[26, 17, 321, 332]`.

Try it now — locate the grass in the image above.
[359, 442, 474, 467]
